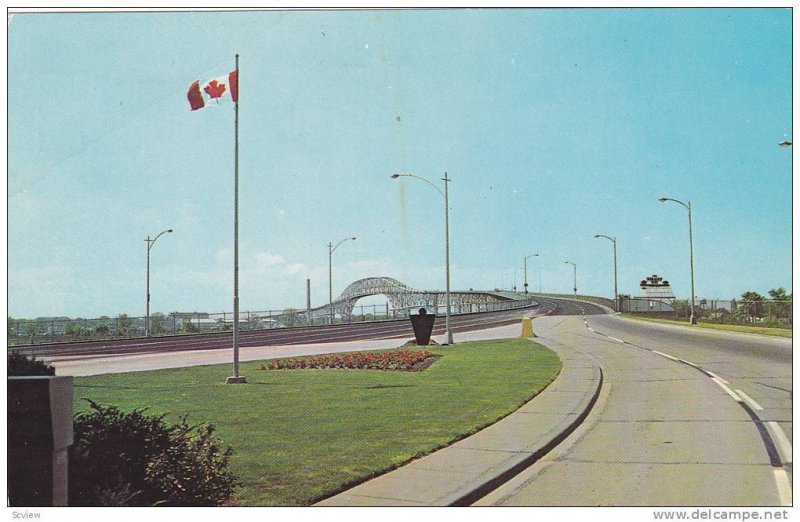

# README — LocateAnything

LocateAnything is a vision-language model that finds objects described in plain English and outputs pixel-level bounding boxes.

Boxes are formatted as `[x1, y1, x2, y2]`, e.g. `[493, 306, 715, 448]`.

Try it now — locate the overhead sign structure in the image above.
[639, 274, 675, 300]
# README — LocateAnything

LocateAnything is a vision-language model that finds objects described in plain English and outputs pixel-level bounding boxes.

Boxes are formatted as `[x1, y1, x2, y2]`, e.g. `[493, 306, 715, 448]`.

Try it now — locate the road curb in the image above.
[315, 342, 604, 507]
[448, 359, 603, 506]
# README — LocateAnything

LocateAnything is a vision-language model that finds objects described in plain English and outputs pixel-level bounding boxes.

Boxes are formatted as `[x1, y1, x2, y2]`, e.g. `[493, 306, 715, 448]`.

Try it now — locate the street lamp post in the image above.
[145, 228, 173, 337]
[524, 253, 539, 295]
[328, 236, 357, 324]
[391, 172, 453, 345]
[594, 235, 618, 311]
[564, 261, 577, 296]
[659, 197, 696, 324]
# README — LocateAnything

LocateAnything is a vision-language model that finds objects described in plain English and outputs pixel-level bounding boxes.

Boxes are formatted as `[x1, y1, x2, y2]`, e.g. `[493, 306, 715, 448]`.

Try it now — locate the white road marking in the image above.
[652, 350, 679, 361]
[766, 421, 793, 464]
[706, 371, 728, 384]
[588, 320, 791, 505]
[735, 389, 764, 411]
[712, 377, 743, 402]
[774, 468, 792, 506]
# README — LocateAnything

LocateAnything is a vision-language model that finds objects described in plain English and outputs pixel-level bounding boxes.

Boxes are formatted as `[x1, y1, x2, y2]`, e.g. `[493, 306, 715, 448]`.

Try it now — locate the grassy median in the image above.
[72, 338, 561, 506]
[621, 313, 792, 338]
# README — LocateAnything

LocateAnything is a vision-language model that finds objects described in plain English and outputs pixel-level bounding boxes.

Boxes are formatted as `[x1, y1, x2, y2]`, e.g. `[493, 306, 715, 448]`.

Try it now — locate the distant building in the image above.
[639, 274, 675, 300]
[187, 318, 224, 331]
[620, 274, 676, 313]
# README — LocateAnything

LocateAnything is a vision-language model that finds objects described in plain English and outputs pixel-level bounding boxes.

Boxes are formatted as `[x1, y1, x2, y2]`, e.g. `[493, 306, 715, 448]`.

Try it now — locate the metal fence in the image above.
[7, 297, 538, 346]
[621, 297, 792, 328]
[620, 297, 676, 313]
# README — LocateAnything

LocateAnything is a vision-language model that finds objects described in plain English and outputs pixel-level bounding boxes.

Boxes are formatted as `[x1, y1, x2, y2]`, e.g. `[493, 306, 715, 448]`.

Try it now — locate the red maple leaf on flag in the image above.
[204, 80, 227, 99]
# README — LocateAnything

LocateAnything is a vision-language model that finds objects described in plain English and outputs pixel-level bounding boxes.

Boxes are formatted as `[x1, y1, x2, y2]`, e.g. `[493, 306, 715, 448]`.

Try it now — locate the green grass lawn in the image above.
[621, 314, 792, 338]
[72, 339, 561, 506]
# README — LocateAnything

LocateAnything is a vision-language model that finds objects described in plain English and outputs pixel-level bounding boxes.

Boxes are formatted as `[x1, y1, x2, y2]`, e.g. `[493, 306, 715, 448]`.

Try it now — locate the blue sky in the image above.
[7, 8, 793, 319]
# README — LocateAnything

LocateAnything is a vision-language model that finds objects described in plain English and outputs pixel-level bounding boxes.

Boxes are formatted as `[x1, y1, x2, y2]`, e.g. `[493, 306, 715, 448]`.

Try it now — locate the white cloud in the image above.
[282, 263, 307, 276]
[255, 252, 286, 268]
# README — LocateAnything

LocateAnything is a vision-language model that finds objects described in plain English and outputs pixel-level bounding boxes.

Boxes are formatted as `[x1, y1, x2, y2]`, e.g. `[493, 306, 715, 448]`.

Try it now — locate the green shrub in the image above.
[7, 351, 55, 376]
[70, 400, 238, 506]
[94, 325, 110, 336]
[146, 422, 237, 506]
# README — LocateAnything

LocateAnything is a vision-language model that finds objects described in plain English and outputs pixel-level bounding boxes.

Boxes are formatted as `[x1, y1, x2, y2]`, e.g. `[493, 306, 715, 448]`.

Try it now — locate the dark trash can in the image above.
[409, 308, 436, 346]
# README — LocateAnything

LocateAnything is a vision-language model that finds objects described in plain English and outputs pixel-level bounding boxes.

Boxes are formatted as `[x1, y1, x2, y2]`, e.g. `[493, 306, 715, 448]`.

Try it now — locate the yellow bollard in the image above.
[520, 317, 536, 338]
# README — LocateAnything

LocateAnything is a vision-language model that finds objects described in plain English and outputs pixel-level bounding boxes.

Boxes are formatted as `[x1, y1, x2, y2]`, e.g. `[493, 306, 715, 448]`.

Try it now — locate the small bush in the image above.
[146, 421, 237, 506]
[7, 351, 55, 376]
[70, 400, 238, 506]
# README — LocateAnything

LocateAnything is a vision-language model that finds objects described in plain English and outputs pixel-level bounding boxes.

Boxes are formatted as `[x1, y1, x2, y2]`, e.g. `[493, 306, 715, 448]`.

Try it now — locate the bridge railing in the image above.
[7, 297, 540, 346]
[401, 296, 539, 317]
[530, 293, 617, 311]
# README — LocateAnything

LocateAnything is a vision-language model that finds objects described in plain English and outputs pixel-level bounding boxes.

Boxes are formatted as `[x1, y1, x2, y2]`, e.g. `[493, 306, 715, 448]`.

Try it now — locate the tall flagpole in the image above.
[228, 54, 246, 384]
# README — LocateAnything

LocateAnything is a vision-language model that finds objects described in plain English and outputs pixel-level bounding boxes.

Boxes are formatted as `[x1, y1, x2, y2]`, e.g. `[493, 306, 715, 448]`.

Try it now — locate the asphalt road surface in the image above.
[24, 295, 790, 505]
[16, 297, 604, 361]
[14, 304, 539, 360]
[477, 311, 792, 506]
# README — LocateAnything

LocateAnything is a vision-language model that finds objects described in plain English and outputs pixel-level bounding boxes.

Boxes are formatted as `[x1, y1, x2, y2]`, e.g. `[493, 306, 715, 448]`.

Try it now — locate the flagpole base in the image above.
[226, 376, 248, 384]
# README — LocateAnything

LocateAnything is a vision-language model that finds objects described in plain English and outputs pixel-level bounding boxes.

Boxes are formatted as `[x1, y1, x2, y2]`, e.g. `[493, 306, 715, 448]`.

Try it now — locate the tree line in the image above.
[672, 287, 792, 327]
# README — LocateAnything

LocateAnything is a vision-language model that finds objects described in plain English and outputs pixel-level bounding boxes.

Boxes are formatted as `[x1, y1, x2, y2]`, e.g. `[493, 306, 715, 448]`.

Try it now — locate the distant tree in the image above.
[95, 325, 110, 336]
[116, 314, 133, 336]
[25, 321, 37, 339]
[66, 322, 85, 337]
[247, 313, 260, 331]
[768, 288, 789, 300]
[149, 313, 166, 335]
[740, 291, 766, 321]
[671, 299, 690, 319]
[767, 288, 792, 323]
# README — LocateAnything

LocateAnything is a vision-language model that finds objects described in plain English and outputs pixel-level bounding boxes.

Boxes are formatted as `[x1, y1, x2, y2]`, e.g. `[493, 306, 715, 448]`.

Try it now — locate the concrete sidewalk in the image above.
[316, 322, 603, 506]
[50, 337, 409, 377]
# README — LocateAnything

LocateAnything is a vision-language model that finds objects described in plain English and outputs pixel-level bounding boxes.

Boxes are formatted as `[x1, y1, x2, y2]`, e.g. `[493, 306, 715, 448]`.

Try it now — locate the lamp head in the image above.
[658, 198, 668, 202]
[167, 229, 174, 233]
[390, 174, 401, 179]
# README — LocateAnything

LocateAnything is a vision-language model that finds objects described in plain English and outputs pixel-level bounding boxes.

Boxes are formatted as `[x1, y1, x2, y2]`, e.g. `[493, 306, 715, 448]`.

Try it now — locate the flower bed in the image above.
[263, 349, 437, 371]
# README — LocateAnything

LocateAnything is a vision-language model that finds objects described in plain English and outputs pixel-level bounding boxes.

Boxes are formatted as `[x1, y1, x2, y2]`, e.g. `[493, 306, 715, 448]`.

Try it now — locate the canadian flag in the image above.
[187, 71, 238, 111]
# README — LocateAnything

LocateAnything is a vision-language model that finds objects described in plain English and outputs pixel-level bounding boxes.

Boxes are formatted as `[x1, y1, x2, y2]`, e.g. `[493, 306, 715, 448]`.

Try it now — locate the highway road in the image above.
[14, 303, 543, 360]
[11, 295, 607, 361]
[44, 303, 564, 376]
[35, 297, 599, 376]
[19, 293, 790, 505]
[477, 308, 793, 506]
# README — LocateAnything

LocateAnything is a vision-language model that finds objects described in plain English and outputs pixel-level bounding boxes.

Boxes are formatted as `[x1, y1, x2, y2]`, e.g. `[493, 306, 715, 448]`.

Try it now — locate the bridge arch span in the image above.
[306, 276, 511, 323]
